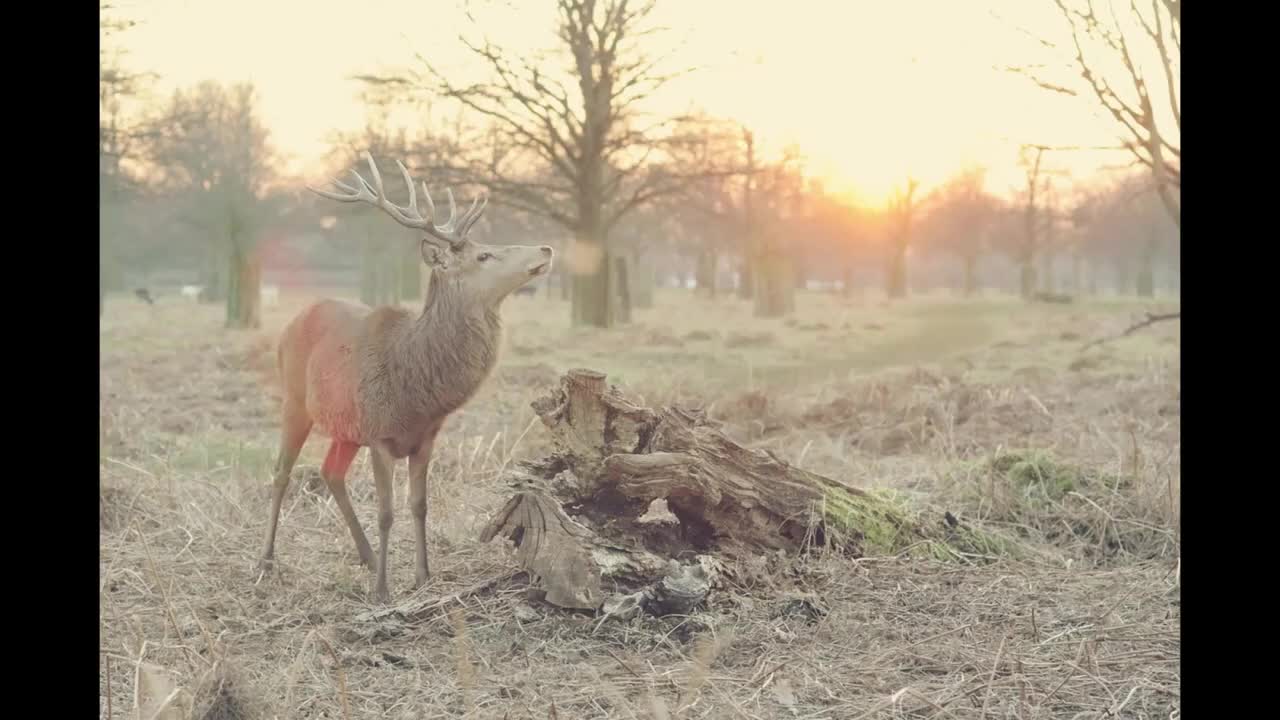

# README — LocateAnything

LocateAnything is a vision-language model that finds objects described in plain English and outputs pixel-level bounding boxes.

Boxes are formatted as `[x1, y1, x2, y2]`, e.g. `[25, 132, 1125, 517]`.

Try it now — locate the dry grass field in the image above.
[100, 287, 1180, 719]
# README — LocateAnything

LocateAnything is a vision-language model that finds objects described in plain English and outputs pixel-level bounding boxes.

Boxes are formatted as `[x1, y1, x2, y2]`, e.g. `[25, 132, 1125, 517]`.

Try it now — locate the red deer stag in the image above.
[258, 152, 554, 602]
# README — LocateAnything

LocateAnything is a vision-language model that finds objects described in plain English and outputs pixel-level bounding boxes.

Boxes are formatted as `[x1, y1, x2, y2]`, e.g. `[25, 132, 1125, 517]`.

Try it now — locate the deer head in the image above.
[310, 151, 553, 306]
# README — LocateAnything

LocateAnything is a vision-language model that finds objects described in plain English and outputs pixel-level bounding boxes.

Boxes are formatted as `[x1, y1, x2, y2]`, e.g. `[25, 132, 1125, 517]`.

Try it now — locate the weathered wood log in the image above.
[480, 369, 1020, 613]
[479, 480, 668, 610]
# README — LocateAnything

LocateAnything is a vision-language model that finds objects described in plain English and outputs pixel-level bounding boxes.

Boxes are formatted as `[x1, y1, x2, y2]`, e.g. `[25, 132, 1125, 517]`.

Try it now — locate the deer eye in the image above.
[477, 252, 494, 262]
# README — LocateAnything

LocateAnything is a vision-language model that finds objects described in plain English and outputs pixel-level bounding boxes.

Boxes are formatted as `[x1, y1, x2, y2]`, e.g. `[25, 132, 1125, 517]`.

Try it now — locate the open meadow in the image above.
[100, 288, 1180, 719]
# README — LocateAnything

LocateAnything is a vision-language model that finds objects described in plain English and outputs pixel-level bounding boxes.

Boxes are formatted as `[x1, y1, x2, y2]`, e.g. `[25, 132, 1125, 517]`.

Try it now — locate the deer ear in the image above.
[421, 239, 448, 269]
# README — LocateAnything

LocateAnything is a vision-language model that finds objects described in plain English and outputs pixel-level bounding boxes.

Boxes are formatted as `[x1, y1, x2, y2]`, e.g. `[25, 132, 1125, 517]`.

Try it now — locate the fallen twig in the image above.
[1082, 312, 1180, 351]
[354, 571, 525, 625]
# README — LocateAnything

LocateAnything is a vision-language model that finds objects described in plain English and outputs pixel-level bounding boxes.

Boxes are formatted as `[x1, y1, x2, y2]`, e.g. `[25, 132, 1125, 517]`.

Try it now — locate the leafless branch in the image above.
[1002, 66, 1079, 96]
[353, 0, 698, 267]
[1081, 311, 1180, 350]
[605, 165, 744, 231]
[1004, 0, 1179, 227]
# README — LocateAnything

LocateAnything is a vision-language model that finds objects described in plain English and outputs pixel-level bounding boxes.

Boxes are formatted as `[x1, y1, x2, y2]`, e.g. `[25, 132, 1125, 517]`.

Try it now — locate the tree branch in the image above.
[1081, 311, 1179, 350]
[604, 166, 743, 232]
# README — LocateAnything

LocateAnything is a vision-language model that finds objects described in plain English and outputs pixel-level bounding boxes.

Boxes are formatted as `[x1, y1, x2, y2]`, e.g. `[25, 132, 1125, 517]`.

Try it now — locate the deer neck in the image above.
[392, 275, 503, 415]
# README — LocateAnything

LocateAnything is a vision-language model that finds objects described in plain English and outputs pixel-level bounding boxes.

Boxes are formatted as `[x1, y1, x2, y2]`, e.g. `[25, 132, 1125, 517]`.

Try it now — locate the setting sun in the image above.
[118, 0, 1133, 201]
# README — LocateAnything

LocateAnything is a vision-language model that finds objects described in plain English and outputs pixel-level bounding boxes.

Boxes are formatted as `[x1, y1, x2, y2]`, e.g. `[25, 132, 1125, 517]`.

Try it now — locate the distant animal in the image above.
[258, 151, 554, 603]
[134, 288, 155, 305]
[180, 285, 203, 301]
[261, 284, 279, 308]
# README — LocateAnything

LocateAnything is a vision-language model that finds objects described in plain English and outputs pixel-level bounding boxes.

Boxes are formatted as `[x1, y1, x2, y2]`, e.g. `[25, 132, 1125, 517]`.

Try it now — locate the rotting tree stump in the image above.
[478, 369, 1019, 616]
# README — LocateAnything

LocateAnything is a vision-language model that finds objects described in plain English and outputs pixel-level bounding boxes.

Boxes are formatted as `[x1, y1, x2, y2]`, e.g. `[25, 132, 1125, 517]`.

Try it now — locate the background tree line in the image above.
[101, 0, 1178, 329]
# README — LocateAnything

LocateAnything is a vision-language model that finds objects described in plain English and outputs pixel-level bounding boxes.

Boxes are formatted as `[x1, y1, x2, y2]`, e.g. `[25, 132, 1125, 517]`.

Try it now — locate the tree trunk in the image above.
[199, 244, 226, 304]
[695, 249, 717, 298]
[571, 226, 629, 328]
[1135, 265, 1155, 298]
[1019, 256, 1036, 300]
[473, 370, 1022, 613]
[572, 255, 609, 327]
[225, 243, 261, 330]
[1040, 250, 1055, 294]
[753, 237, 794, 317]
[738, 129, 758, 302]
[630, 252, 654, 310]
[613, 256, 632, 325]
[737, 255, 754, 300]
[571, 242, 611, 327]
[886, 241, 908, 300]
[1136, 235, 1157, 298]
[962, 255, 978, 297]
[1115, 258, 1133, 296]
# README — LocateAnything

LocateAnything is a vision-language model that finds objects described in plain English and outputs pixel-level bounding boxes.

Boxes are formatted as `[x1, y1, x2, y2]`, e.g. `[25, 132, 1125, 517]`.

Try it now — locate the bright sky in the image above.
[114, 0, 1141, 206]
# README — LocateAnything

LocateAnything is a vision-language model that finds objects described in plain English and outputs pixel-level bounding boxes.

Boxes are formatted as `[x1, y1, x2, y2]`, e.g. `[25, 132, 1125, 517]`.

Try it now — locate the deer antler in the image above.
[309, 151, 488, 249]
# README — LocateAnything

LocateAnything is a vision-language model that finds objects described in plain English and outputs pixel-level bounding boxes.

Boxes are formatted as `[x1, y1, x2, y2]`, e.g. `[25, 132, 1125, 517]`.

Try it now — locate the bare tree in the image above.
[1009, 0, 1179, 227]
[1067, 199, 1092, 294]
[361, 0, 719, 328]
[1040, 178, 1062, 294]
[662, 120, 769, 303]
[150, 82, 276, 329]
[920, 168, 1002, 297]
[1075, 173, 1174, 296]
[749, 145, 806, 316]
[100, 3, 158, 315]
[100, 4, 157, 179]
[326, 119, 427, 307]
[798, 180, 869, 299]
[653, 114, 747, 299]
[1004, 146, 1071, 299]
[736, 127, 760, 301]
[885, 178, 920, 300]
[610, 202, 675, 309]
[652, 121, 806, 311]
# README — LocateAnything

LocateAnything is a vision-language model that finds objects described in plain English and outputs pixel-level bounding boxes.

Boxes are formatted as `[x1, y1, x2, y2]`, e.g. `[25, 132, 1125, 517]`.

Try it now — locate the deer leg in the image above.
[408, 427, 442, 588]
[258, 402, 312, 573]
[321, 441, 374, 568]
[370, 447, 396, 604]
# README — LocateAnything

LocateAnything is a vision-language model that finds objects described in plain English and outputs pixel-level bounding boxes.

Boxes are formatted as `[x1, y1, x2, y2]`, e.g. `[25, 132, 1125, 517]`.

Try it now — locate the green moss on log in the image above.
[820, 486, 1026, 562]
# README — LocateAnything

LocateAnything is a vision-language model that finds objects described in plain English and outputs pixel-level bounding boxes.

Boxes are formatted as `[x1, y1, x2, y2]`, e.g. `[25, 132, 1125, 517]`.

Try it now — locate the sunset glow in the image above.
[118, 0, 1149, 204]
